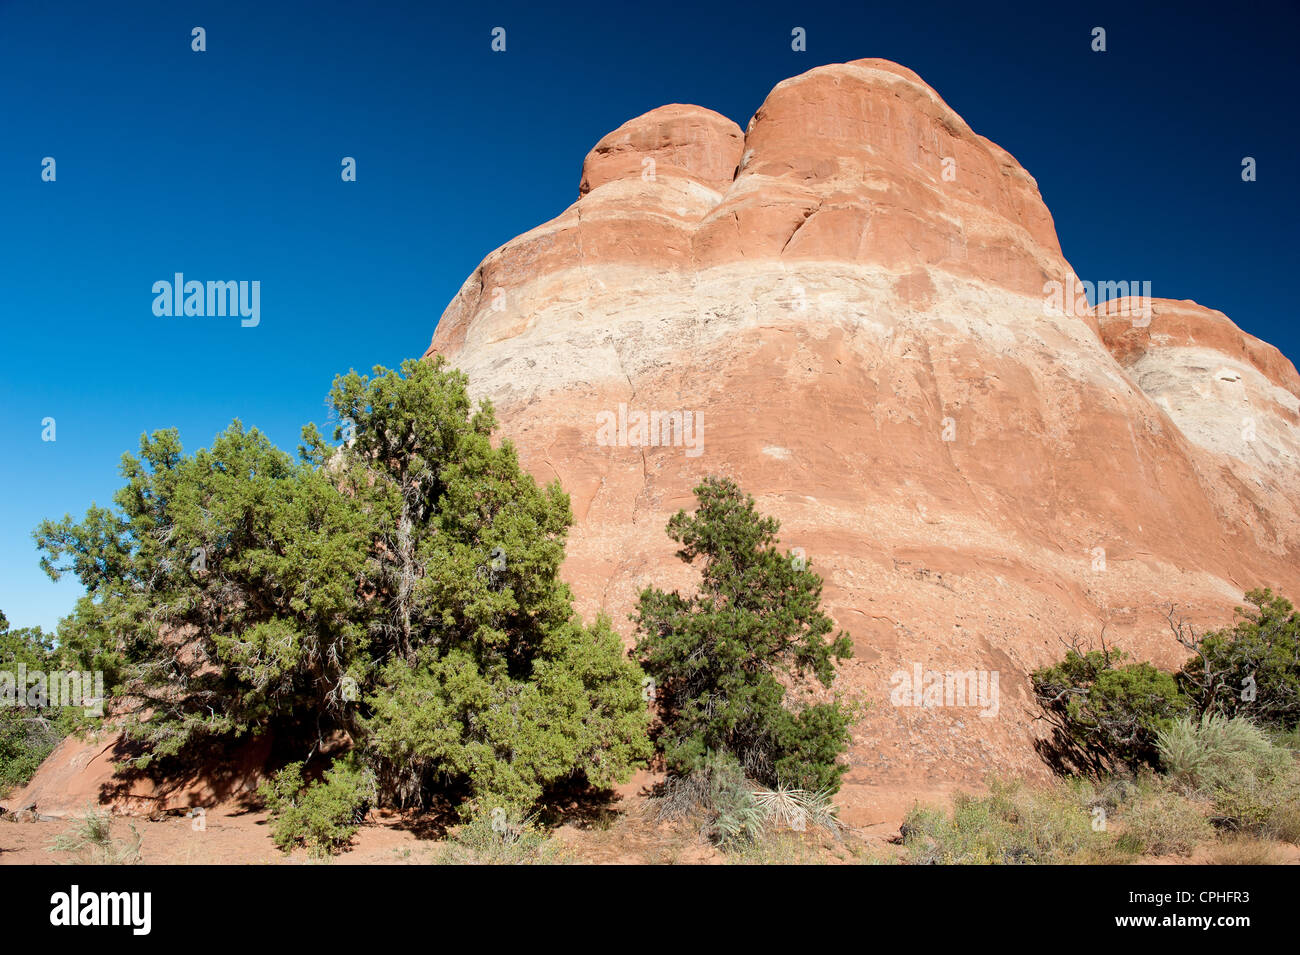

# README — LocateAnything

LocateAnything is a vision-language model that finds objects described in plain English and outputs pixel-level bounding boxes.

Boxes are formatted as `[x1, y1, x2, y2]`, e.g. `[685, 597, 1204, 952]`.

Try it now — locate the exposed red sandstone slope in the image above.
[423, 59, 1300, 820]
[3, 730, 269, 818]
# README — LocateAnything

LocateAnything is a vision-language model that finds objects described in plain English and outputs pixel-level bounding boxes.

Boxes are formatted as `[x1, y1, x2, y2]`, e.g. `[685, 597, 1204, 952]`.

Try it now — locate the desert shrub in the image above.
[1269, 725, 1300, 752]
[751, 782, 843, 839]
[1263, 802, 1300, 844]
[1177, 589, 1300, 730]
[635, 477, 855, 793]
[1066, 774, 1139, 817]
[1203, 835, 1282, 865]
[1158, 713, 1274, 790]
[656, 751, 765, 848]
[49, 808, 142, 864]
[435, 807, 568, 865]
[1157, 713, 1300, 833]
[1210, 767, 1299, 833]
[1115, 778, 1214, 856]
[654, 750, 843, 851]
[258, 758, 374, 858]
[723, 831, 827, 865]
[0, 710, 78, 795]
[901, 779, 1112, 865]
[1033, 645, 1189, 774]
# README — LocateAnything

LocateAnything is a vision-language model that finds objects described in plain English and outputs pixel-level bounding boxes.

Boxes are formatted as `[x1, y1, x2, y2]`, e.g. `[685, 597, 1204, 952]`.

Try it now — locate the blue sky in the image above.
[2, 0, 1297, 631]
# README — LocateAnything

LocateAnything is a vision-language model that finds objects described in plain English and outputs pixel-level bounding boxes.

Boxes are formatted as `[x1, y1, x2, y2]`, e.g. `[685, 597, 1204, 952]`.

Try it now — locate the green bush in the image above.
[634, 477, 855, 793]
[258, 758, 374, 858]
[1157, 713, 1300, 833]
[0, 610, 101, 795]
[1158, 713, 1275, 791]
[435, 807, 568, 865]
[1032, 646, 1189, 773]
[901, 779, 1114, 865]
[0, 709, 77, 795]
[1115, 777, 1214, 856]
[1178, 589, 1300, 730]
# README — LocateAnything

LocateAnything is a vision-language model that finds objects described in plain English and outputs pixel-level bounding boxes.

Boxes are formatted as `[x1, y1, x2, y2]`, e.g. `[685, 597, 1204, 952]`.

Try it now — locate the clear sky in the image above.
[2, 0, 1297, 631]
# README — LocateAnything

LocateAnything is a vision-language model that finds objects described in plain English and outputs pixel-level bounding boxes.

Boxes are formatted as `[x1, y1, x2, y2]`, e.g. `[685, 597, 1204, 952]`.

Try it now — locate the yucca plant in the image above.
[750, 782, 843, 838]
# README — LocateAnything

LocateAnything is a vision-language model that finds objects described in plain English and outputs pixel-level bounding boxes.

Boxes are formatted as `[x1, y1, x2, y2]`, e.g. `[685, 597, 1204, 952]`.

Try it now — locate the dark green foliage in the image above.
[1177, 589, 1300, 730]
[257, 757, 374, 857]
[1032, 645, 1189, 774]
[634, 476, 855, 792]
[306, 359, 651, 813]
[37, 357, 650, 819]
[35, 421, 370, 761]
[0, 611, 96, 794]
[0, 609, 53, 670]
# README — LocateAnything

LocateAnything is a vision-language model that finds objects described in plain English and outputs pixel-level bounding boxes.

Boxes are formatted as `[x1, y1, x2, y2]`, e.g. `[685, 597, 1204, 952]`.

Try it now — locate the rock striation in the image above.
[13, 60, 1296, 825]
[422, 59, 1300, 820]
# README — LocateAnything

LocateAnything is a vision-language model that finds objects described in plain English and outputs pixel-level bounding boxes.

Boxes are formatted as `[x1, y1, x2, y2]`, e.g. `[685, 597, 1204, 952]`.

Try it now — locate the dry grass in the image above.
[432, 810, 570, 865]
[1203, 835, 1283, 865]
[49, 808, 142, 865]
[1116, 780, 1215, 856]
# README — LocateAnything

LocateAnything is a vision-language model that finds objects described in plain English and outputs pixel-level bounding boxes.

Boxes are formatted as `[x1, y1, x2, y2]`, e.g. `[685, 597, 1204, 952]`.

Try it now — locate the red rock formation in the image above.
[4, 731, 270, 819]
[424, 59, 1300, 822]
[1099, 296, 1300, 491]
[12, 60, 1296, 827]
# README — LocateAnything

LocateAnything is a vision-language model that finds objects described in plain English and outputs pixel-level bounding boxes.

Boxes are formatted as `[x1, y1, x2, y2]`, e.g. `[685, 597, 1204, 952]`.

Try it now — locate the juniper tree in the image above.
[0, 611, 58, 792]
[37, 357, 651, 814]
[633, 476, 855, 792]
[303, 357, 650, 812]
[1032, 642, 1189, 774]
[0, 611, 105, 793]
[35, 422, 371, 762]
[1174, 589, 1300, 730]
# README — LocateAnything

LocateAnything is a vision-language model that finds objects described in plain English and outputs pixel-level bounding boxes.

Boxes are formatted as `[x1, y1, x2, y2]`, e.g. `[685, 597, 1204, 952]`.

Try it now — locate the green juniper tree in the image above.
[633, 476, 855, 793]
[1175, 589, 1300, 730]
[1032, 644, 1190, 774]
[1, 611, 56, 793]
[305, 358, 650, 812]
[39, 357, 650, 820]
[35, 422, 371, 763]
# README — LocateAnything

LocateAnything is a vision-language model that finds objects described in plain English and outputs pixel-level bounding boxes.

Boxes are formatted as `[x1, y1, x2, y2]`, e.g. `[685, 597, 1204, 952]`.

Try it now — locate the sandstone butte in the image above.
[421, 58, 1300, 823]
[10, 59, 1299, 826]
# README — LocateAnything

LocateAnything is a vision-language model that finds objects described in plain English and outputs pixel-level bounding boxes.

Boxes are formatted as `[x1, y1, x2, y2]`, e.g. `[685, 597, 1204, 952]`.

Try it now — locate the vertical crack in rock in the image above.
[780, 202, 822, 256]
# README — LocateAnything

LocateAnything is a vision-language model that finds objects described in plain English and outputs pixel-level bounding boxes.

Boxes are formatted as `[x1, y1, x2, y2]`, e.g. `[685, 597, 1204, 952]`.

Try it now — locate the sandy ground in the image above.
[3, 772, 1296, 865]
[0, 770, 899, 865]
